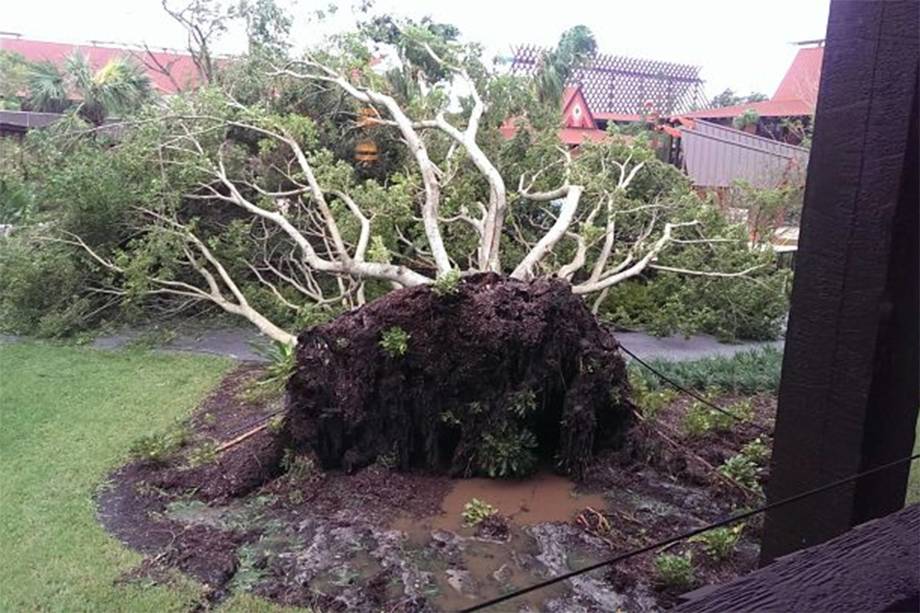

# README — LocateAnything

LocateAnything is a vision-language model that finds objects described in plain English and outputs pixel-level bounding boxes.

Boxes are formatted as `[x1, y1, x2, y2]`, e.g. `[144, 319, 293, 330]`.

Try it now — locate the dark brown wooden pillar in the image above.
[760, 0, 919, 565]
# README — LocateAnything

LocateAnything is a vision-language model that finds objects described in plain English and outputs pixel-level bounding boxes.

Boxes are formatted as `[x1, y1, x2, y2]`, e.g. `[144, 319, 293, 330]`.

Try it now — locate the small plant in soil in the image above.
[431, 268, 462, 296]
[129, 423, 190, 464]
[741, 436, 770, 465]
[462, 498, 498, 526]
[682, 398, 735, 437]
[266, 414, 285, 434]
[719, 454, 761, 490]
[255, 341, 297, 386]
[378, 326, 410, 357]
[691, 525, 744, 562]
[654, 552, 696, 590]
[186, 440, 218, 467]
[281, 449, 317, 481]
[727, 398, 755, 422]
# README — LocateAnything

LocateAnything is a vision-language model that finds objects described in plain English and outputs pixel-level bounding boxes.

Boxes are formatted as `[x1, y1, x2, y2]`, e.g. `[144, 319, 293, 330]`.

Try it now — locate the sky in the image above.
[2, 0, 831, 100]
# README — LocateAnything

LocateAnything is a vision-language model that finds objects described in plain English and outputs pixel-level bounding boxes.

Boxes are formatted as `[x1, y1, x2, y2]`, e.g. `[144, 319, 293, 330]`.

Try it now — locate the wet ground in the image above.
[96, 366, 774, 611]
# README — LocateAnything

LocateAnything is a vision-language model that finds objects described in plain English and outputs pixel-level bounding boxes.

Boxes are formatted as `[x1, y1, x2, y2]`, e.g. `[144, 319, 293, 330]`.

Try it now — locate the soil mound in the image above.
[284, 273, 633, 478]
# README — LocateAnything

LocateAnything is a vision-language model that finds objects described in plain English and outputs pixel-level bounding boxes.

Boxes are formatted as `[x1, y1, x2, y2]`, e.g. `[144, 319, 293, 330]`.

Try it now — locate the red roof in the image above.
[561, 87, 596, 129]
[680, 98, 813, 119]
[0, 37, 203, 94]
[773, 46, 823, 105]
[678, 46, 824, 120]
[558, 128, 609, 145]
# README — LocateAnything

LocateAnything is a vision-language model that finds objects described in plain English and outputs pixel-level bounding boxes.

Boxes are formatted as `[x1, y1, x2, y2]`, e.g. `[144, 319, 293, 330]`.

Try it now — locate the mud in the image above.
[97, 312, 777, 610]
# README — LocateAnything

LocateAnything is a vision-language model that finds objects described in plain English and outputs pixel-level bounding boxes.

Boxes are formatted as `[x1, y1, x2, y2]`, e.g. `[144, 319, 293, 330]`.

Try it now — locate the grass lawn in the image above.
[0, 342, 304, 612]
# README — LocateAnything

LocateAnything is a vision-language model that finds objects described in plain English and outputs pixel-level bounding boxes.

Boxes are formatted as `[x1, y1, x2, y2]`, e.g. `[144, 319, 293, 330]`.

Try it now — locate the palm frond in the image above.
[26, 60, 69, 112]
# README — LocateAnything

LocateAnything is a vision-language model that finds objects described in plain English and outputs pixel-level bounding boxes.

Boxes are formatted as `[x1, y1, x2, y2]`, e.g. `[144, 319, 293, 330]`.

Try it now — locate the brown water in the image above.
[390, 473, 609, 610]
[393, 472, 608, 535]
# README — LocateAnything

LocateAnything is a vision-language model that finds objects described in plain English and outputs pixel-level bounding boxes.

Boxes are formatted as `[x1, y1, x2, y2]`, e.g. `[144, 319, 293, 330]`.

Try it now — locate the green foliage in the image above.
[477, 423, 539, 478]
[535, 25, 597, 104]
[627, 347, 783, 395]
[719, 454, 761, 490]
[379, 326, 410, 357]
[461, 498, 497, 526]
[728, 180, 804, 239]
[708, 89, 767, 108]
[128, 423, 191, 464]
[280, 449, 317, 481]
[0, 235, 94, 337]
[431, 269, 461, 296]
[653, 552, 695, 590]
[733, 108, 760, 130]
[186, 440, 219, 467]
[740, 436, 770, 465]
[255, 340, 296, 385]
[27, 54, 152, 125]
[506, 389, 537, 418]
[681, 395, 737, 437]
[691, 525, 743, 561]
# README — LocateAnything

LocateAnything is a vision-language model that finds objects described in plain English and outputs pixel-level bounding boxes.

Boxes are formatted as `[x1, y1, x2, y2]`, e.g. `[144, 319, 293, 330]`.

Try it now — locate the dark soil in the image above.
[96, 280, 779, 611]
[285, 273, 633, 478]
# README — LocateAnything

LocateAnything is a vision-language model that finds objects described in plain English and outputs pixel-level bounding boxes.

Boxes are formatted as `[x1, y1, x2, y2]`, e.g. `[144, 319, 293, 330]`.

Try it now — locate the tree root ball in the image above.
[284, 273, 634, 479]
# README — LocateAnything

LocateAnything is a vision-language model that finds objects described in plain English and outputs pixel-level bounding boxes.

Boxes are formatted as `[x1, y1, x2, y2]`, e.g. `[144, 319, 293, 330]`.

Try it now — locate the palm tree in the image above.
[27, 53, 152, 125]
[535, 25, 598, 106]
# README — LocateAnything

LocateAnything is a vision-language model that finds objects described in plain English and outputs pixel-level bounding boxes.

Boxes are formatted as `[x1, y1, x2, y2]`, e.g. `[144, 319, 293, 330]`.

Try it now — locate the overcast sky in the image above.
[3, 0, 831, 99]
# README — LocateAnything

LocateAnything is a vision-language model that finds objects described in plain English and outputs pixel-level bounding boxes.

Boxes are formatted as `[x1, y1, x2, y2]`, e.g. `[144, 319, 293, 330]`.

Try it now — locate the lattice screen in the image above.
[510, 46, 705, 115]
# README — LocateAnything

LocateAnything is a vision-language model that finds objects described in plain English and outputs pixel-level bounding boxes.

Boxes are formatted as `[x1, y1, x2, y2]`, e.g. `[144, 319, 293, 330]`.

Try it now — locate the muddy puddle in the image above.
[393, 472, 609, 535]
[386, 473, 614, 610]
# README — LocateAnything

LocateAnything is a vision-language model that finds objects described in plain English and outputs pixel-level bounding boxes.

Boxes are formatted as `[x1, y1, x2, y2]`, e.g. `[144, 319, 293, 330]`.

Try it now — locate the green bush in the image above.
[602, 264, 790, 342]
[628, 347, 783, 395]
[719, 454, 761, 490]
[691, 525, 743, 562]
[477, 423, 539, 478]
[654, 552, 695, 590]
[0, 236, 94, 336]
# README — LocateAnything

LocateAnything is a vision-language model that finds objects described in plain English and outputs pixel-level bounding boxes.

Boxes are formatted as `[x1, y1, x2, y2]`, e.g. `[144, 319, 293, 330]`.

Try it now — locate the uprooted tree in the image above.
[40, 18, 781, 476]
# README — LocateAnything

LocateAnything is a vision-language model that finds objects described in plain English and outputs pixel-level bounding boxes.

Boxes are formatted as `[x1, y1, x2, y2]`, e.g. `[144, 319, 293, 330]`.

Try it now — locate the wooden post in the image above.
[760, 0, 919, 565]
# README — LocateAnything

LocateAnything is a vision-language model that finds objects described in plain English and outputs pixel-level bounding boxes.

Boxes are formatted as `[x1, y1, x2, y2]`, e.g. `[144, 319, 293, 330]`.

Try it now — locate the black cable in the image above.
[460, 452, 920, 612]
[619, 343, 770, 434]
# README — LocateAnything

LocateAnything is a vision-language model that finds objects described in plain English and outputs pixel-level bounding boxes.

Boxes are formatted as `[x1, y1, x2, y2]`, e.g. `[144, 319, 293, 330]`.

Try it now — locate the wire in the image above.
[619, 343, 770, 434]
[460, 452, 920, 612]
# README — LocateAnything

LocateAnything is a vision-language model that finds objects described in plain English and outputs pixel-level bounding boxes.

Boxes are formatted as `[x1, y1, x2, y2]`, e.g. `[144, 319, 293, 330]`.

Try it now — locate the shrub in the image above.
[741, 436, 771, 465]
[255, 341, 297, 386]
[431, 268, 461, 296]
[719, 454, 760, 489]
[691, 525, 743, 561]
[0, 236, 94, 336]
[627, 347, 783, 395]
[477, 424, 539, 478]
[379, 326, 410, 357]
[654, 552, 695, 590]
[681, 400, 735, 437]
[280, 449, 317, 481]
[602, 265, 790, 342]
[461, 498, 497, 526]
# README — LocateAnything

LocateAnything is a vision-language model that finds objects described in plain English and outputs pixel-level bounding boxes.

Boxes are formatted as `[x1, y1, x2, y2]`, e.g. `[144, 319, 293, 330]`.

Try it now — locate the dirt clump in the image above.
[285, 273, 633, 478]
